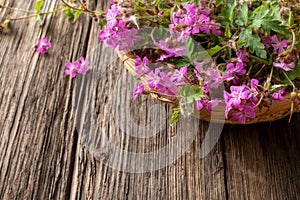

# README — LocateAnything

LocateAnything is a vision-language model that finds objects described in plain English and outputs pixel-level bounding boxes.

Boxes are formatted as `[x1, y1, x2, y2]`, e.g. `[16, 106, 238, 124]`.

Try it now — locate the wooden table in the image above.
[0, 1, 299, 199]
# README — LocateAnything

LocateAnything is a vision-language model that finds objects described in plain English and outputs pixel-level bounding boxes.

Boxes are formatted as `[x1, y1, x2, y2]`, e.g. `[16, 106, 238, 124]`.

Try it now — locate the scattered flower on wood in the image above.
[36, 37, 51, 54]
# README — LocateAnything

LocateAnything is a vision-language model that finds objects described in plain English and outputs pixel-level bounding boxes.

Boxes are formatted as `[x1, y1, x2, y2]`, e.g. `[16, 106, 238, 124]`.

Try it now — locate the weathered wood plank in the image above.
[224, 114, 300, 200]
[0, 0, 92, 199]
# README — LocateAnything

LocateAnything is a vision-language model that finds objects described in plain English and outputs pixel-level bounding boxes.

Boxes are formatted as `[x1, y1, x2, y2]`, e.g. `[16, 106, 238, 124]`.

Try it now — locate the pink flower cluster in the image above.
[97, 2, 297, 124]
[224, 80, 259, 123]
[169, 2, 221, 42]
[223, 50, 249, 85]
[262, 35, 295, 71]
[99, 4, 141, 50]
[65, 57, 90, 78]
[132, 55, 221, 114]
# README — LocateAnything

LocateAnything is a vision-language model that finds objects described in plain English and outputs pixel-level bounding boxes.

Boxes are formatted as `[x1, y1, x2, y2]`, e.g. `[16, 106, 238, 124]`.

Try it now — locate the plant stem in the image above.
[266, 66, 274, 89]
[283, 70, 296, 90]
[9, 7, 64, 21]
[254, 64, 266, 77]
[0, 4, 35, 13]
[60, 0, 94, 14]
[249, 55, 269, 65]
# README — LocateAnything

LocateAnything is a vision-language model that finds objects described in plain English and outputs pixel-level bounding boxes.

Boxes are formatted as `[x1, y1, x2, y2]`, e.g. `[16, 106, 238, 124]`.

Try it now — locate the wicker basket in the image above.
[120, 53, 299, 124]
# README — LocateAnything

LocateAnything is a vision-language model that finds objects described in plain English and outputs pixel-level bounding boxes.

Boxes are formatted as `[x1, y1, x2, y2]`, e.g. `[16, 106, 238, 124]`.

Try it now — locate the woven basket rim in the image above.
[119, 52, 299, 124]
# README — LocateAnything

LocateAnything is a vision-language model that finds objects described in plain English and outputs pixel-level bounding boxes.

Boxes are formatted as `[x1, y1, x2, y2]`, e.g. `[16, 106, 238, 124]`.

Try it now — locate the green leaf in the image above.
[216, 0, 226, 6]
[179, 85, 204, 104]
[224, 25, 231, 38]
[235, 3, 248, 26]
[73, 10, 82, 22]
[65, 7, 73, 20]
[171, 108, 181, 124]
[64, 6, 82, 22]
[36, 14, 43, 25]
[260, 19, 289, 35]
[286, 62, 300, 80]
[158, 1, 166, 10]
[288, 12, 294, 28]
[239, 28, 267, 59]
[207, 45, 222, 56]
[173, 59, 191, 69]
[249, 2, 289, 35]
[251, 3, 269, 20]
[250, 17, 289, 35]
[183, 37, 195, 62]
[221, 0, 237, 24]
[35, 0, 44, 14]
[236, 40, 247, 50]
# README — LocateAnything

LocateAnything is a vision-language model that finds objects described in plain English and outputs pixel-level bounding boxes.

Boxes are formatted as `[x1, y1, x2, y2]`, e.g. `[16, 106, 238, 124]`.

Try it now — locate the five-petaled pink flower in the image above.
[36, 37, 51, 54]
[65, 57, 90, 78]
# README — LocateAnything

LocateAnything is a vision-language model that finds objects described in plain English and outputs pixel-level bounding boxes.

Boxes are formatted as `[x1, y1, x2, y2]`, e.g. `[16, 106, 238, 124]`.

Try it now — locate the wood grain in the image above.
[0, 1, 299, 200]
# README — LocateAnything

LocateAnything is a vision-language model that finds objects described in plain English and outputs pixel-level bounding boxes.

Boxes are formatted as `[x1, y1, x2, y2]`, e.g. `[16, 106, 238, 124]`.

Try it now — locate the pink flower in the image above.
[236, 50, 249, 69]
[36, 37, 51, 54]
[155, 40, 187, 61]
[157, 72, 178, 96]
[273, 59, 295, 71]
[272, 88, 286, 101]
[65, 61, 81, 78]
[232, 104, 256, 124]
[206, 99, 220, 113]
[132, 84, 145, 100]
[271, 35, 288, 54]
[77, 57, 90, 75]
[147, 68, 161, 88]
[65, 57, 90, 78]
[106, 5, 120, 29]
[224, 85, 251, 118]
[262, 36, 272, 49]
[171, 66, 188, 83]
[134, 56, 150, 75]
[196, 100, 204, 110]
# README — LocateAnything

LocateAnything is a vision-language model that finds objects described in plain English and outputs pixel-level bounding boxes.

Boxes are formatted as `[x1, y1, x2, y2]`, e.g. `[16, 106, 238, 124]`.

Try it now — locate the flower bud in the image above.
[297, 92, 300, 101]
[291, 91, 297, 101]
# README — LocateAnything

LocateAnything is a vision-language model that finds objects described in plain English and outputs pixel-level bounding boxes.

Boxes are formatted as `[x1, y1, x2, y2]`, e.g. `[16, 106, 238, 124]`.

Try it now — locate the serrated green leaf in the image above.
[179, 85, 204, 104]
[239, 28, 267, 59]
[207, 45, 222, 56]
[251, 17, 289, 35]
[221, 0, 237, 23]
[35, 0, 44, 14]
[251, 3, 269, 20]
[235, 3, 248, 26]
[261, 19, 289, 35]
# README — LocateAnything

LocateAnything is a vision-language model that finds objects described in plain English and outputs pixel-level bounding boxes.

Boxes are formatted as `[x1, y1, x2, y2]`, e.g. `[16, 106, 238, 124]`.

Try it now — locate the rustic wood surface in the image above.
[0, 1, 299, 199]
